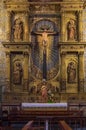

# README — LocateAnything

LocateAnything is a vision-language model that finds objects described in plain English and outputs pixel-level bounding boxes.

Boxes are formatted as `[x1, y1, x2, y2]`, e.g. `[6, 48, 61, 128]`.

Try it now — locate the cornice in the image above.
[4, 1, 84, 12]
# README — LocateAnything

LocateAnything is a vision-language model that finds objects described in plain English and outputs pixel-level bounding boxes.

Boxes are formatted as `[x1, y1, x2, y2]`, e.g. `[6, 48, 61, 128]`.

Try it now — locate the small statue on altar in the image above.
[41, 80, 48, 103]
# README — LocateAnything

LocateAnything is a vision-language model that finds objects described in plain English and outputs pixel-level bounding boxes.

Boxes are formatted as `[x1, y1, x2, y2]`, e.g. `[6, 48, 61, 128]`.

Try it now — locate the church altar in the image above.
[21, 103, 68, 110]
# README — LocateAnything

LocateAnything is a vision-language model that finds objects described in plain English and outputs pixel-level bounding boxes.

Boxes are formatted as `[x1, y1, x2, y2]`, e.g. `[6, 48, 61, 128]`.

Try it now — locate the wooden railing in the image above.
[7, 109, 83, 123]
[59, 120, 72, 130]
[1, 104, 86, 130]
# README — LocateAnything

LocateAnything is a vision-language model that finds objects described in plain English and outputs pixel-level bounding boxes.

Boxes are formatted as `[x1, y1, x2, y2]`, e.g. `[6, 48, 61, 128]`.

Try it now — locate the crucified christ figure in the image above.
[34, 28, 58, 43]
[34, 29, 58, 53]
[31, 28, 58, 80]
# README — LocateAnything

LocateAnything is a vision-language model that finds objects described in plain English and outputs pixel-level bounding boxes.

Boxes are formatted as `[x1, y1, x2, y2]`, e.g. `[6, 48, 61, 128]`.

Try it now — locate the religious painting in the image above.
[31, 19, 59, 80]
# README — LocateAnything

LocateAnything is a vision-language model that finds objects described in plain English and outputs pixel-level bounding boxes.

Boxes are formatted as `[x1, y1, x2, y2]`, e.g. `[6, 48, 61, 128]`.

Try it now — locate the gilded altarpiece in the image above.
[2, 0, 86, 103]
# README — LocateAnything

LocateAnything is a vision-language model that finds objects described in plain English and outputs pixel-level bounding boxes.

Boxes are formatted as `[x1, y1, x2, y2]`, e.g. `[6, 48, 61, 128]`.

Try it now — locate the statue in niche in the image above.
[67, 62, 76, 83]
[13, 18, 23, 40]
[67, 19, 76, 41]
[13, 62, 23, 85]
[41, 80, 48, 103]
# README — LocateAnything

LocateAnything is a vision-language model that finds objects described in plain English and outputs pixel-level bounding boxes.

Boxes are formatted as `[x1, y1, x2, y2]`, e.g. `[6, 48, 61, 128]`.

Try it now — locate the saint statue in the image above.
[13, 18, 23, 40]
[13, 62, 23, 85]
[67, 62, 76, 83]
[41, 81, 48, 102]
[67, 19, 76, 40]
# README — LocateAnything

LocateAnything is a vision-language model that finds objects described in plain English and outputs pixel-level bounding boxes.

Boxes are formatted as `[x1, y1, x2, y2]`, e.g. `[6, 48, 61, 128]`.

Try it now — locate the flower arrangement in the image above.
[47, 90, 54, 103]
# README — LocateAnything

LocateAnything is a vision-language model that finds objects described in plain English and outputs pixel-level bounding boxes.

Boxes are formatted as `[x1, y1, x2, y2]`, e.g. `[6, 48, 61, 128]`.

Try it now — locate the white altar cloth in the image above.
[21, 103, 67, 108]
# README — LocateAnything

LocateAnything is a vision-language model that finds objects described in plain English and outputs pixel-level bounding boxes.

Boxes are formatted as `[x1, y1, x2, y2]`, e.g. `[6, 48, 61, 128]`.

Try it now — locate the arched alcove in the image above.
[31, 19, 59, 80]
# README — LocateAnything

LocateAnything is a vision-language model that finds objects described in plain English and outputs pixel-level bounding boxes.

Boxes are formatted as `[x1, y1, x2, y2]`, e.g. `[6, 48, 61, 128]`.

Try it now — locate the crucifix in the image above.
[42, 39, 47, 80]
[34, 28, 58, 80]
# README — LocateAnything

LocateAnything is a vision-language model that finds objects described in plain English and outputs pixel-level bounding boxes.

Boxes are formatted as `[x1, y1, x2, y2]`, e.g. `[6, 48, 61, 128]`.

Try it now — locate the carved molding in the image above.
[29, 4, 61, 14]
[61, 2, 84, 11]
[60, 45, 84, 52]
[78, 51, 84, 55]
[2, 42, 31, 51]
[6, 52, 10, 57]
[5, 1, 29, 12]
[4, 0, 28, 2]
[60, 51, 67, 56]
[23, 51, 29, 57]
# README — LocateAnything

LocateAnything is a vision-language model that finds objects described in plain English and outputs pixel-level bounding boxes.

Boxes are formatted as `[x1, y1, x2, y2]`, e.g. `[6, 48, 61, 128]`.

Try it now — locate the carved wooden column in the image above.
[6, 52, 10, 91]
[24, 12, 29, 41]
[6, 11, 11, 41]
[78, 52, 84, 92]
[61, 11, 65, 42]
[23, 52, 29, 91]
[60, 52, 66, 92]
[78, 11, 83, 42]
